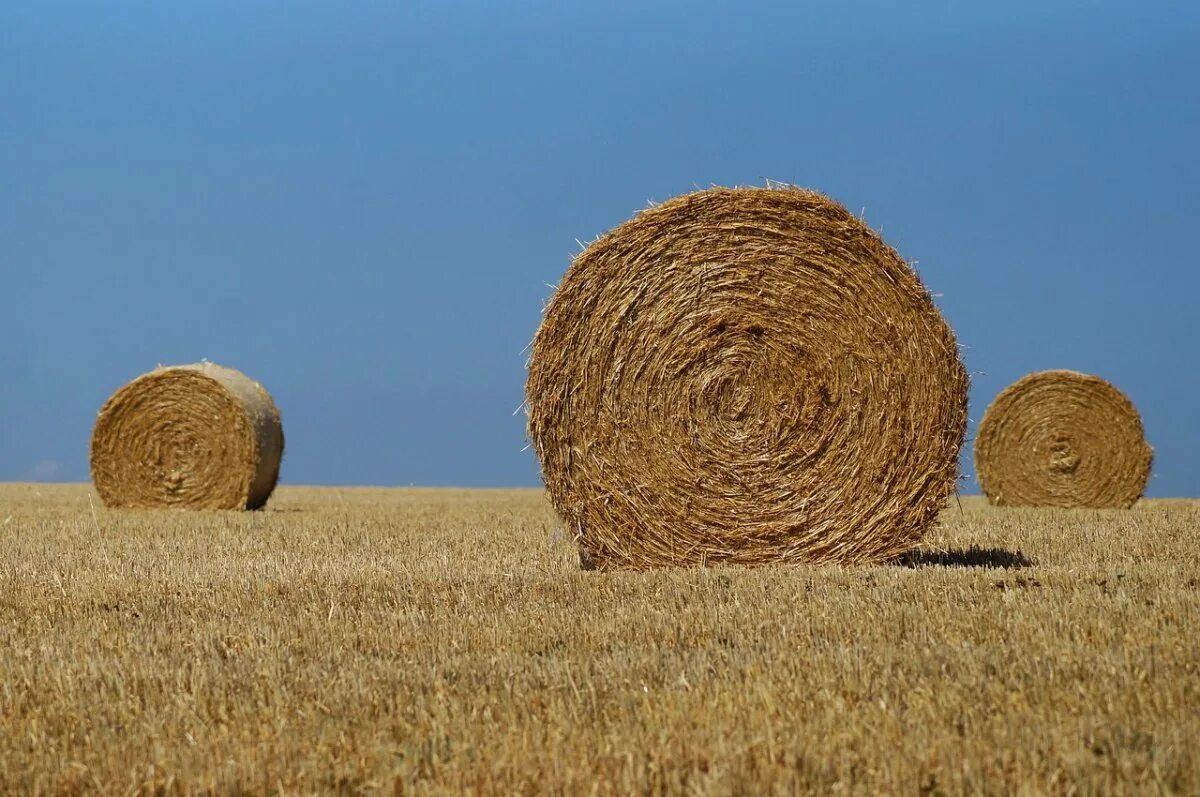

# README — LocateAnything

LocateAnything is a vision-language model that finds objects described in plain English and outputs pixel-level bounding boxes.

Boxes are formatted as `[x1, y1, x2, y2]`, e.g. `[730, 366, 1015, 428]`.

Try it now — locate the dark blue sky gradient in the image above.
[2, 2, 1197, 493]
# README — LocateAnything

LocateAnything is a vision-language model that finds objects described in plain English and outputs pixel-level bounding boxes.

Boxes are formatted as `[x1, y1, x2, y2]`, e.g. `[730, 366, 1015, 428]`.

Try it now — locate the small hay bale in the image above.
[975, 369, 1152, 508]
[90, 363, 284, 510]
[525, 186, 969, 570]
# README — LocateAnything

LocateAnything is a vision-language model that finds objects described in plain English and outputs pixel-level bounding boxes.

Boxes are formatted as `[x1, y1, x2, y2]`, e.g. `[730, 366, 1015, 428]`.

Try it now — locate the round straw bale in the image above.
[526, 186, 968, 570]
[975, 370, 1152, 508]
[90, 363, 284, 510]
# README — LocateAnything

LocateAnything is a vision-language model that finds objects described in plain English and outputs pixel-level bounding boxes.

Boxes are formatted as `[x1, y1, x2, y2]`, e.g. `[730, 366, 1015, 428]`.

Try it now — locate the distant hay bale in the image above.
[975, 370, 1152, 508]
[525, 186, 969, 570]
[90, 363, 284, 510]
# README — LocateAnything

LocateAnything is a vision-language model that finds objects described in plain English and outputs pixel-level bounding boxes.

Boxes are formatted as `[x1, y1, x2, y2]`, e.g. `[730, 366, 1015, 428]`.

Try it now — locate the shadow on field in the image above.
[896, 546, 1034, 570]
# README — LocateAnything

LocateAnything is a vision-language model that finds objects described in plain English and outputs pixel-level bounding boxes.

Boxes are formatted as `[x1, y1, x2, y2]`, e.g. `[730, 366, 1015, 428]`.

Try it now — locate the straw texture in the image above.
[526, 186, 968, 570]
[975, 370, 1152, 508]
[90, 363, 284, 510]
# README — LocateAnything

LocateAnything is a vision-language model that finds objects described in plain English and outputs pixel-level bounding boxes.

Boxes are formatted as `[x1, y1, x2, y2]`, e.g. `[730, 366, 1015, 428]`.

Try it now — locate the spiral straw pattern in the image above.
[90, 363, 284, 510]
[526, 186, 968, 570]
[975, 370, 1152, 508]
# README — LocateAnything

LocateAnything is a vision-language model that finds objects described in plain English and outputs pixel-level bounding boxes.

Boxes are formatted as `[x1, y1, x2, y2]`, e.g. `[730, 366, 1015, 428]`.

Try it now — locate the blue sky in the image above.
[2, 1, 1197, 494]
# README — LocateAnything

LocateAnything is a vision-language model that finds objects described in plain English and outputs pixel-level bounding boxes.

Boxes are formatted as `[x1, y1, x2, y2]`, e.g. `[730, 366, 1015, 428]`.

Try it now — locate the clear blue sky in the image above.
[2, 1, 1197, 494]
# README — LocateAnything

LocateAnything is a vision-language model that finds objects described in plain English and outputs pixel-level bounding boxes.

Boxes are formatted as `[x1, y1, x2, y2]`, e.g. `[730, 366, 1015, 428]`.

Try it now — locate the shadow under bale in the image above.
[896, 546, 1033, 569]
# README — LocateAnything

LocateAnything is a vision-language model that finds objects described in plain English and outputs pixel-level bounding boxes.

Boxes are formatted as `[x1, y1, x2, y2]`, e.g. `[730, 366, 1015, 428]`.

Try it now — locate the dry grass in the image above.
[1, 484, 1198, 794]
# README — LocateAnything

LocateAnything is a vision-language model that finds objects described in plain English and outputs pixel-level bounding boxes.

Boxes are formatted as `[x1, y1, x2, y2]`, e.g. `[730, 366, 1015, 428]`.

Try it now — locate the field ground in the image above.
[1, 484, 1198, 794]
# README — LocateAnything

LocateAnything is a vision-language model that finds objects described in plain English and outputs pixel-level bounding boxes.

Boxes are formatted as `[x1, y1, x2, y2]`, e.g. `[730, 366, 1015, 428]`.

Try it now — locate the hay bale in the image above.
[90, 363, 284, 510]
[525, 185, 968, 570]
[975, 370, 1152, 508]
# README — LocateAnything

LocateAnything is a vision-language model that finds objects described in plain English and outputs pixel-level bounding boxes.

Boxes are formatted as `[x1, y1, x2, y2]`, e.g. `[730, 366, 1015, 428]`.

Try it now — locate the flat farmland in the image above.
[1, 484, 1197, 794]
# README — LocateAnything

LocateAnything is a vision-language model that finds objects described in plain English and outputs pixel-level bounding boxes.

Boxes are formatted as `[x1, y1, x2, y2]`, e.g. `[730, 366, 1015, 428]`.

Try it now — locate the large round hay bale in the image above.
[975, 370, 1152, 508]
[526, 186, 969, 570]
[90, 363, 284, 510]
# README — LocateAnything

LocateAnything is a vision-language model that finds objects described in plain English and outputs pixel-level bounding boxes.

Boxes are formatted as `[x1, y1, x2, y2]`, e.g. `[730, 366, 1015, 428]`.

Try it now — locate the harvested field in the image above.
[1, 484, 1198, 794]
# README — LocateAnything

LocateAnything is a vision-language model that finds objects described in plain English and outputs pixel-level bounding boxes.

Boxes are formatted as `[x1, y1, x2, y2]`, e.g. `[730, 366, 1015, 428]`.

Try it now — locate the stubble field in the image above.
[1, 483, 1197, 794]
